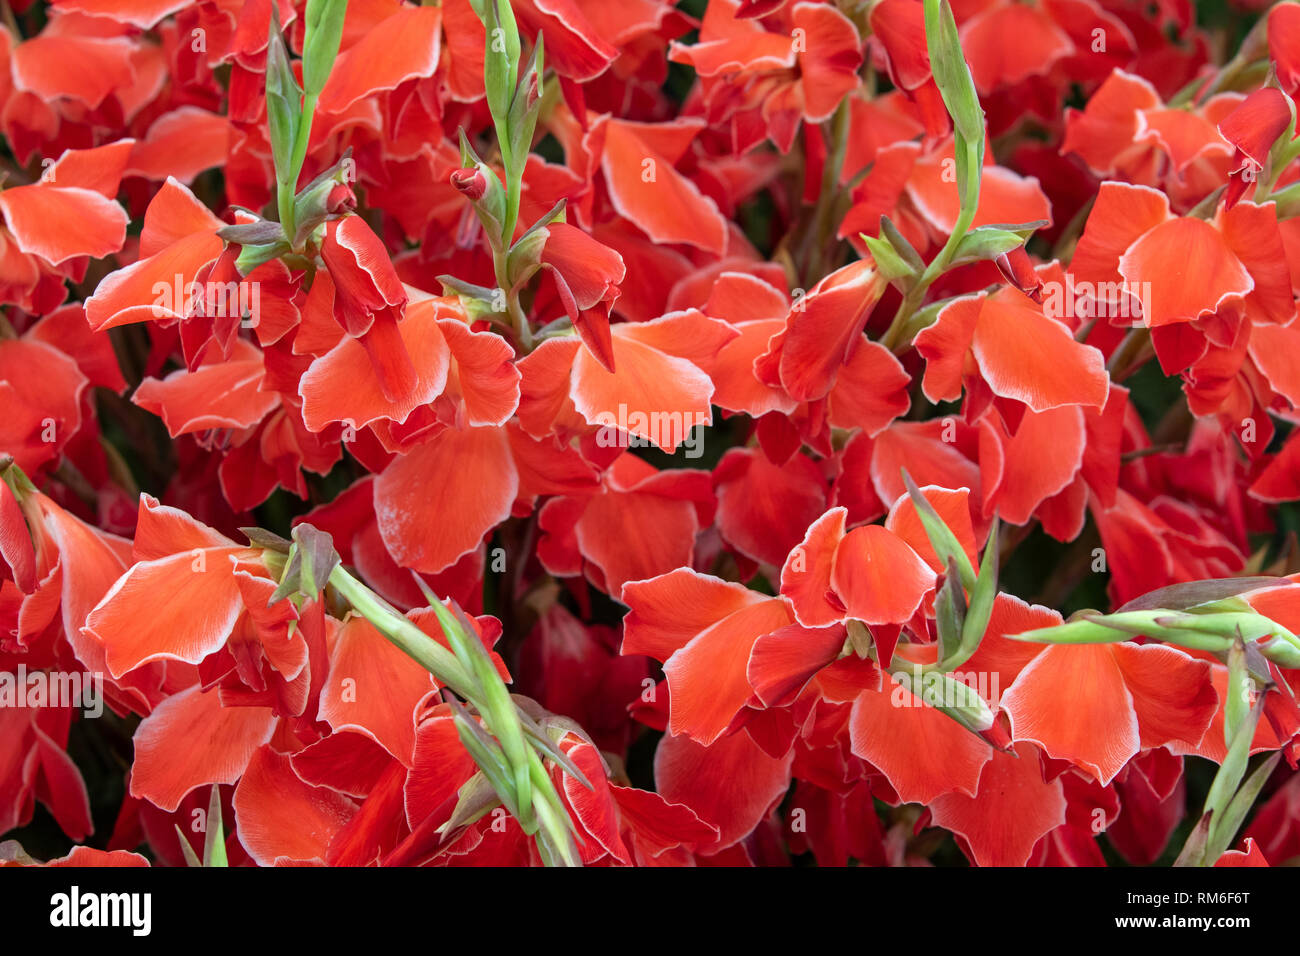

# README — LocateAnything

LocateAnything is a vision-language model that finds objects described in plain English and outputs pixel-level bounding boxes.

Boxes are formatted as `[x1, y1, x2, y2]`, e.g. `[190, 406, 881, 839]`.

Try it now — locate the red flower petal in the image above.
[133, 342, 278, 436]
[319, 616, 437, 765]
[714, 447, 826, 567]
[232, 746, 356, 866]
[318, 6, 443, 114]
[830, 524, 934, 625]
[663, 596, 792, 744]
[439, 318, 522, 426]
[776, 259, 886, 402]
[826, 336, 912, 434]
[970, 290, 1109, 412]
[0, 184, 127, 265]
[885, 484, 979, 574]
[85, 548, 246, 677]
[930, 742, 1067, 866]
[1118, 216, 1253, 328]
[570, 321, 715, 454]
[374, 426, 518, 574]
[622, 568, 769, 661]
[1111, 642, 1216, 751]
[780, 507, 846, 627]
[979, 405, 1085, 525]
[849, 676, 992, 803]
[129, 685, 275, 812]
[654, 729, 792, 851]
[1002, 643, 1138, 785]
[747, 621, 848, 708]
[299, 303, 450, 432]
[599, 118, 728, 255]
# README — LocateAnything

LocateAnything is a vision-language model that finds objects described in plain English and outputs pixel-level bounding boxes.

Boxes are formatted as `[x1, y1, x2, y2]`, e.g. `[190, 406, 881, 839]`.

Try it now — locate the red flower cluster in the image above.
[3, 0, 1300, 870]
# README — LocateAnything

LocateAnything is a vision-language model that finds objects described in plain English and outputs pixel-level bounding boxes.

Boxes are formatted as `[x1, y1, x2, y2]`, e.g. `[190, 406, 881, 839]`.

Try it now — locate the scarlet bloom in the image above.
[1217, 88, 1292, 208]
[0, 142, 131, 314]
[915, 277, 1110, 418]
[539, 222, 626, 373]
[319, 216, 418, 403]
[756, 258, 890, 402]
[669, 0, 863, 152]
[780, 506, 936, 631]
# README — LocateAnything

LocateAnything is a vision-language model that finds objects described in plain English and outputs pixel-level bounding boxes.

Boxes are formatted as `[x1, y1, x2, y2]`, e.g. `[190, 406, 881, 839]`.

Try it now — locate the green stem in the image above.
[502, 171, 521, 250]
[528, 750, 579, 866]
[492, 247, 533, 350]
[1258, 134, 1300, 203]
[327, 561, 582, 865]
[278, 92, 320, 245]
[798, 100, 851, 285]
[327, 565, 478, 697]
[1106, 328, 1152, 380]
[880, 137, 980, 352]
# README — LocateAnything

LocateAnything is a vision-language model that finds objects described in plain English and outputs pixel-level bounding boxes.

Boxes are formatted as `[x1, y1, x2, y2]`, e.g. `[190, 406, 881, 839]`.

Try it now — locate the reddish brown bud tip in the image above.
[451, 167, 488, 201]
[327, 182, 357, 214]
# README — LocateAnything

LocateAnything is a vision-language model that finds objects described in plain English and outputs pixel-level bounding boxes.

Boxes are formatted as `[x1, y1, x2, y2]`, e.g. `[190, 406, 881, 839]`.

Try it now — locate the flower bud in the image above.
[327, 182, 356, 214]
[896, 669, 996, 734]
[450, 151, 508, 245]
[451, 167, 488, 201]
[995, 247, 1044, 302]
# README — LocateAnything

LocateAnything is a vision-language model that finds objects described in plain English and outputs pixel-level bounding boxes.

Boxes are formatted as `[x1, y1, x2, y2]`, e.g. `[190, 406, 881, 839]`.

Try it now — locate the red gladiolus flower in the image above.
[319, 216, 418, 403]
[540, 222, 625, 372]
[1218, 87, 1293, 208]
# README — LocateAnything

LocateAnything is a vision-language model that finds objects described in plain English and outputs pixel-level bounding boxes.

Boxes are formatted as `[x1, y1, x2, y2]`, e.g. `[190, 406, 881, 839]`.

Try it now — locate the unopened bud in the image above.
[451, 167, 489, 201]
[897, 670, 996, 734]
[995, 247, 1044, 302]
[327, 182, 356, 214]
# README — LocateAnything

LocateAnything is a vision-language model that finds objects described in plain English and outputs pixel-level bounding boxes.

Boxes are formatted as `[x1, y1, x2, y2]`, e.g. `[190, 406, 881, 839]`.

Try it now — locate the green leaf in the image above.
[268, 543, 303, 605]
[1172, 811, 1212, 867]
[480, 0, 515, 142]
[513, 705, 594, 790]
[949, 224, 1043, 267]
[896, 669, 995, 734]
[1201, 696, 1265, 853]
[952, 131, 982, 219]
[845, 620, 873, 659]
[240, 527, 292, 553]
[447, 697, 522, 821]
[1151, 611, 1293, 644]
[933, 558, 966, 663]
[175, 826, 203, 868]
[1116, 576, 1280, 612]
[291, 149, 356, 247]
[1258, 635, 1300, 668]
[439, 771, 504, 837]
[1066, 610, 1234, 653]
[1207, 752, 1282, 864]
[880, 216, 925, 273]
[217, 220, 288, 246]
[505, 33, 544, 179]
[952, 516, 998, 666]
[202, 785, 227, 867]
[861, 233, 917, 283]
[901, 469, 977, 590]
[456, 128, 508, 243]
[291, 523, 340, 598]
[1007, 617, 1133, 645]
[234, 240, 291, 276]
[1224, 640, 1250, 751]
